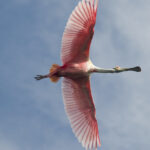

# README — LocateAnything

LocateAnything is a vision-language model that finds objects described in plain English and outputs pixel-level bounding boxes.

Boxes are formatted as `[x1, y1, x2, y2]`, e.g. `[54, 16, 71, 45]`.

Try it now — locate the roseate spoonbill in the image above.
[35, 0, 141, 149]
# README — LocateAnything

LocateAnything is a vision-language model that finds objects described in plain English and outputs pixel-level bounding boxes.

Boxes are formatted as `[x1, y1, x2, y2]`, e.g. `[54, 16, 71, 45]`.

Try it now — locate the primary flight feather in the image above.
[35, 0, 141, 149]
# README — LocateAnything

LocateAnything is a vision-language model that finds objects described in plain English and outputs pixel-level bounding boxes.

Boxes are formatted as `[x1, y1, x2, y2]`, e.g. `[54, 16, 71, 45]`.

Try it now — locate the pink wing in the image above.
[62, 77, 101, 149]
[61, 0, 98, 64]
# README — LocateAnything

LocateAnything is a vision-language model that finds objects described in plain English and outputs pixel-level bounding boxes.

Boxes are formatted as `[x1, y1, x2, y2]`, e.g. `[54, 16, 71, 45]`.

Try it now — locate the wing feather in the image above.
[61, 0, 98, 64]
[62, 77, 101, 149]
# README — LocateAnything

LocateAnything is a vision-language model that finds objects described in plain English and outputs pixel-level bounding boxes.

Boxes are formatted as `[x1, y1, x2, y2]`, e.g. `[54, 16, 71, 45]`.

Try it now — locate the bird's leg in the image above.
[34, 74, 49, 80]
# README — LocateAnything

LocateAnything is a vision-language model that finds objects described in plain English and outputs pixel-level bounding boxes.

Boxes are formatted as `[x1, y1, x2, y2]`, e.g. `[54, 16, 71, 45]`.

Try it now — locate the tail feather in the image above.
[50, 64, 60, 83]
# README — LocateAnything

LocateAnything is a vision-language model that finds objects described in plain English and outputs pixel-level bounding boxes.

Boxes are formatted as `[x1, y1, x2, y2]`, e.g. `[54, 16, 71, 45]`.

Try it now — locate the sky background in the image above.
[0, 0, 150, 150]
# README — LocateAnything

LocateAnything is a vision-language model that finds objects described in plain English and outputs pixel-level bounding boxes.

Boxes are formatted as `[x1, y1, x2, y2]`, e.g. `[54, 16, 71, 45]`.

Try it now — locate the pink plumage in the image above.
[62, 77, 101, 149]
[61, 0, 98, 64]
[35, 0, 141, 149]
[61, 1, 100, 149]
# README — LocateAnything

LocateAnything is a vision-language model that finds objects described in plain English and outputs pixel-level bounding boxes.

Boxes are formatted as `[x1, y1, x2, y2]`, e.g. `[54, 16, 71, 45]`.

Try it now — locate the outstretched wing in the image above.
[61, 0, 98, 64]
[62, 77, 101, 150]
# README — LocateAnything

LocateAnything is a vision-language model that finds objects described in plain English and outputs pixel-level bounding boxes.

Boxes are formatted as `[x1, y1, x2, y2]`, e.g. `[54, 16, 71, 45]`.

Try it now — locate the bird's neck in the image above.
[93, 66, 141, 73]
[93, 67, 115, 73]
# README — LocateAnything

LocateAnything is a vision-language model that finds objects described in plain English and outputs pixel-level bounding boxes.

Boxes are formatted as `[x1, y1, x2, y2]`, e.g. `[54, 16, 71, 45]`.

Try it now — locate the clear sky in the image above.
[0, 0, 150, 150]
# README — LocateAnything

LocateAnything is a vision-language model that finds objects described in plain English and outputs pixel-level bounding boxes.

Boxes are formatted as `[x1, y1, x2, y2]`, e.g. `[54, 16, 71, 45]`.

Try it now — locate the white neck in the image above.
[92, 66, 141, 73]
[94, 67, 116, 73]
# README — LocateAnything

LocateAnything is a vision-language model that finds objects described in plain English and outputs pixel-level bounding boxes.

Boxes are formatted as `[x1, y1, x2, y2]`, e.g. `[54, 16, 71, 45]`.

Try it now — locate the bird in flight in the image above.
[35, 0, 141, 149]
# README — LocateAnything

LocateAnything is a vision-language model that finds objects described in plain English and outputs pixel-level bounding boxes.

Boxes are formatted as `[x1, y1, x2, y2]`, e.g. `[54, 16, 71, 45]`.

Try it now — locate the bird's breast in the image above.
[60, 60, 95, 79]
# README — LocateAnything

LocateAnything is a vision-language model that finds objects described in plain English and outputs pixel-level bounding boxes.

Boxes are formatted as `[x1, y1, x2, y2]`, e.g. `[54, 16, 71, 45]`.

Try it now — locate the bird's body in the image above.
[53, 60, 95, 79]
[35, 0, 141, 149]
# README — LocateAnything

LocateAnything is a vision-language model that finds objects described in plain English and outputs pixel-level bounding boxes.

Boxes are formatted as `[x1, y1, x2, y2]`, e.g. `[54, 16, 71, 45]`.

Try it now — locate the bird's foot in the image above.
[34, 75, 48, 80]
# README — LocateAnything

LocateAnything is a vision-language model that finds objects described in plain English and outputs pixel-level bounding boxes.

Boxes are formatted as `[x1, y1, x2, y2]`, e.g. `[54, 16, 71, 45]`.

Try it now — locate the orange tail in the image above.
[50, 64, 60, 83]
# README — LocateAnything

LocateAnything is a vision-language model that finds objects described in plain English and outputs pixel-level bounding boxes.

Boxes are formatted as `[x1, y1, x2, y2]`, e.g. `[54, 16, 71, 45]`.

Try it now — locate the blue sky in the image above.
[0, 0, 150, 150]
